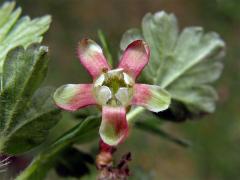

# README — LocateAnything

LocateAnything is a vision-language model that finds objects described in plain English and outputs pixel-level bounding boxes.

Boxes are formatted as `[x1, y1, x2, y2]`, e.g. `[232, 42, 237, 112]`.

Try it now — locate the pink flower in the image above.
[53, 39, 170, 146]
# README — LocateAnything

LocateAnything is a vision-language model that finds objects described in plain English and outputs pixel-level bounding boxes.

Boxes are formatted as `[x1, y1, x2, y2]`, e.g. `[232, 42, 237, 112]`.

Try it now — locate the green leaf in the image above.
[120, 28, 143, 51]
[0, 44, 60, 154]
[3, 87, 61, 154]
[0, 1, 51, 73]
[15, 116, 100, 180]
[52, 115, 100, 147]
[120, 11, 225, 115]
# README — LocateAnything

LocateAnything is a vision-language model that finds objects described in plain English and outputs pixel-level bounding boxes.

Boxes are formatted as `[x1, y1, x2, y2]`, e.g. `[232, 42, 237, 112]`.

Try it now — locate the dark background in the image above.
[2, 0, 240, 179]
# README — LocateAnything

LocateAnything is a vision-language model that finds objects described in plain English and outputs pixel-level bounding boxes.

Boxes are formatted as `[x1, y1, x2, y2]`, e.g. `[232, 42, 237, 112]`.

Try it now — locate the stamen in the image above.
[94, 70, 134, 107]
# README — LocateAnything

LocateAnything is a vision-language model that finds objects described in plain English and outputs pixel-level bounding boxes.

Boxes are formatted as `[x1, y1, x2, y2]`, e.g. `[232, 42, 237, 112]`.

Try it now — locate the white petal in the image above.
[115, 87, 132, 106]
[95, 86, 112, 105]
[94, 74, 105, 87]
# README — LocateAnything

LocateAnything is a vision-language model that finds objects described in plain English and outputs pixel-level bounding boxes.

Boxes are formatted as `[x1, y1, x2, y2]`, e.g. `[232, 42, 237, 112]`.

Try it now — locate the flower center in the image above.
[93, 69, 134, 107]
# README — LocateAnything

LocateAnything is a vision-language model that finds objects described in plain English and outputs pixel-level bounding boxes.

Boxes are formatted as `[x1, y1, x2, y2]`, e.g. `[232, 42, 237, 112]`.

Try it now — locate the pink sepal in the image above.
[131, 84, 151, 106]
[54, 84, 96, 111]
[78, 38, 110, 79]
[131, 84, 171, 112]
[100, 106, 129, 146]
[118, 40, 150, 80]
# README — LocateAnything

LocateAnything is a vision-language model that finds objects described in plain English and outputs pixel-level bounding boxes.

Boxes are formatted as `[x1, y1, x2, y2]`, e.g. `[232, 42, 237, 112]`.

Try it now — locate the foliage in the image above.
[0, 1, 227, 179]
[0, 45, 60, 154]
[15, 116, 100, 180]
[0, 1, 57, 155]
[0, 2, 51, 73]
[120, 11, 225, 120]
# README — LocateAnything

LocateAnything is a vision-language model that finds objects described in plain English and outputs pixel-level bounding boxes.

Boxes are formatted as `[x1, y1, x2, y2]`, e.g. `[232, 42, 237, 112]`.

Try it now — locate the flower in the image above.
[53, 39, 171, 146]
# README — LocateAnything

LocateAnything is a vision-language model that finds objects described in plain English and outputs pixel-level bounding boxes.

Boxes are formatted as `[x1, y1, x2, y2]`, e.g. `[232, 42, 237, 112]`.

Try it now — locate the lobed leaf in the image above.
[0, 45, 60, 154]
[2, 87, 61, 154]
[0, 2, 51, 73]
[121, 11, 225, 117]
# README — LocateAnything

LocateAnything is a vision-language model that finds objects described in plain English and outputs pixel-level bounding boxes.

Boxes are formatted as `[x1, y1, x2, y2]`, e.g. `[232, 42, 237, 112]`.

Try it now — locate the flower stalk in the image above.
[96, 140, 131, 180]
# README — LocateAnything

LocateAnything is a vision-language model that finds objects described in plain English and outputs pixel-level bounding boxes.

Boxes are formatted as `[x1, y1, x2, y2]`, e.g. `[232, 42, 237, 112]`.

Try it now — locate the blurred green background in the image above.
[3, 0, 240, 179]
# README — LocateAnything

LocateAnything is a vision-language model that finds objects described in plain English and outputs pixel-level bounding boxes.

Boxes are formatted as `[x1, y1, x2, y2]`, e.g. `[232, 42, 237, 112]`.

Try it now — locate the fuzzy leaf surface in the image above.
[0, 45, 60, 154]
[0, 1, 51, 73]
[121, 11, 225, 116]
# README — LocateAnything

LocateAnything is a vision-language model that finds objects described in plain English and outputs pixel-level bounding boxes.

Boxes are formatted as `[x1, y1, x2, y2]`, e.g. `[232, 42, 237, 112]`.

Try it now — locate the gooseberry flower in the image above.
[53, 39, 171, 146]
